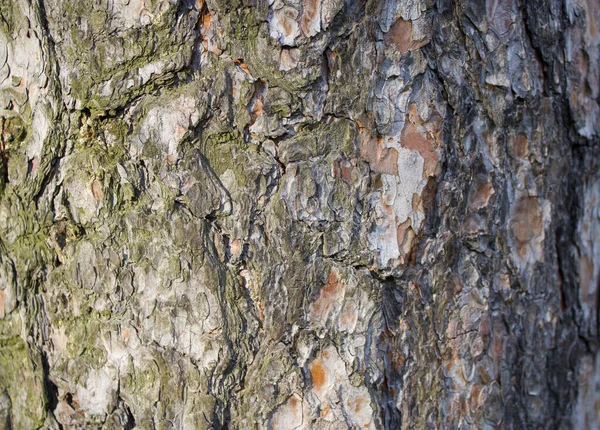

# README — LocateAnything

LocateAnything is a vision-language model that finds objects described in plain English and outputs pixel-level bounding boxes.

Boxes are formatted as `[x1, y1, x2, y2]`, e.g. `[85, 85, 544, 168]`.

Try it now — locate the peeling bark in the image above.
[0, 0, 598, 428]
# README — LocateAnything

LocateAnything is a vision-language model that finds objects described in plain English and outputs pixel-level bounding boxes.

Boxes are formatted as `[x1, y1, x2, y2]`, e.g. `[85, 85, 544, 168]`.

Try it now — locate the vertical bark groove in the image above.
[0, 0, 598, 428]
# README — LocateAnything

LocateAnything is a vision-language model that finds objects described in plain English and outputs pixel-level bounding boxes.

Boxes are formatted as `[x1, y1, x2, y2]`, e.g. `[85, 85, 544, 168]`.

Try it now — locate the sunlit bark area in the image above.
[0, 0, 598, 428]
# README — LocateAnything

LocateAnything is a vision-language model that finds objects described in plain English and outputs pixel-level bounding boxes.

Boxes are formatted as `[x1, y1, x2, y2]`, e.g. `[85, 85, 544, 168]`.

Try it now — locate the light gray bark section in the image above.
[0, 0, 598, 428]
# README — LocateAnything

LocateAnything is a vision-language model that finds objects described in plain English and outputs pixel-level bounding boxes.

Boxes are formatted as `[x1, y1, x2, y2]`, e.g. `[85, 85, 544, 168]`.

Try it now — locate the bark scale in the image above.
[0, 0, 598, 428]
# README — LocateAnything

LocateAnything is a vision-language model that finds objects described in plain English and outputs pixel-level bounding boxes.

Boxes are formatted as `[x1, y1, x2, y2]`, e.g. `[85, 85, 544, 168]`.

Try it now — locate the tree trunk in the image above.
[0, 0, 598, 428]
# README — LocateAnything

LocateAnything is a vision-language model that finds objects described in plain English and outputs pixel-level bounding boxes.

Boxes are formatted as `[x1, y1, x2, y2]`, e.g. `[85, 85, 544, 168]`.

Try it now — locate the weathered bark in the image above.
[0, 0, 598, 428]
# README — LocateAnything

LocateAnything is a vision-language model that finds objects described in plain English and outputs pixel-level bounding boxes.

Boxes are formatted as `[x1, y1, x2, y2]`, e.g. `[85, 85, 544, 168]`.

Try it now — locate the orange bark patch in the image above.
[323, 269, 342, 297]
[175, 124, 187, 139]
[310, 357, 327, 391]
[407, 103, 422, 125]
[91, 180, 103, 201]
[579, 255, 595, 304]
[469, 383, 484, 410]
[510, 196, 543, 260]
[252, 98, 264, 117]
[360, 136, 399, 175]
[202, 11, 211, 31]
[277, 9, 298, 40]
[348, 393, 367, 414]
[230, 239, 242, 256]
[301, 0, 321, 37]
[445, 343, 459, 372]
[333, 158, 354, 184]
[239, 63, 251, 74]
[270, 394, 303, 429]
[396, 218, 412, 250]
[411, 192, 421, 211]
[280, 19, 292, 38]
[509, 133, 529, 159]
[469, 174, 495, 210]
[385, 19, 429, 53]
[490, 324, 504, 364]
[310, 269, 345, 323]
[280, 48, 300, 71]
[446, 273, 462, 300]
[29, 156, 39, 176]
[390, 348, 406, 374]
[343, 390, 374, 427]
[584, 0, 599, 39]
[385, 19, 413, 53]
[401, 122, 438, 177]
[338, 299, 358, 332]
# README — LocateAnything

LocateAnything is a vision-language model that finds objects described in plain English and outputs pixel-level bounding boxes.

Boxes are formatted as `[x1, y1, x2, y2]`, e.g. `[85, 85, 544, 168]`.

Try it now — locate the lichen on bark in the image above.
[0, 0, 599, 428]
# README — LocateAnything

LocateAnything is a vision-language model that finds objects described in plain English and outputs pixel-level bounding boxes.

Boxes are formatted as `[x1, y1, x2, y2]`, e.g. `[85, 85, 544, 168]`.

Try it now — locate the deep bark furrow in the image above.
[0, 0, 598, 428]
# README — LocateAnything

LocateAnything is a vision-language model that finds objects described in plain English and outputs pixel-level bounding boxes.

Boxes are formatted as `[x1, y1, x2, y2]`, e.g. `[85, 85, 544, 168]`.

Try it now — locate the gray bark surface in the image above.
[0, 0, 599, 428]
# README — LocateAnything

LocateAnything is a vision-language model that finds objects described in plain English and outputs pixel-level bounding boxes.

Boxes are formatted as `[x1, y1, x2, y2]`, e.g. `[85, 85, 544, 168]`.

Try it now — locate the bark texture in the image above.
[0, 0, 599, 428]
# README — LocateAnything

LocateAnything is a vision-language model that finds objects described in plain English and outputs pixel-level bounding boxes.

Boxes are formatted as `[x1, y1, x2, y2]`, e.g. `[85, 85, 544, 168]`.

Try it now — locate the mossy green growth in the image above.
[202, 130, 246, 177]
[0, 0, 19, 34]
[0, 334, 47, 428]
[1, 112, 30, 197]
[319, 118, 357, 157]
[228, 30, 316, 93]
[61, 317, 108, 367]
[226, 7, 261, 40]
[103, 118, 129, 145]
[60, 0, 196, 111]
[10, 232, 53, 284]
[279, 118, 356, 163]
[1, 115, 27, 147]
[0, 312, 21, 340]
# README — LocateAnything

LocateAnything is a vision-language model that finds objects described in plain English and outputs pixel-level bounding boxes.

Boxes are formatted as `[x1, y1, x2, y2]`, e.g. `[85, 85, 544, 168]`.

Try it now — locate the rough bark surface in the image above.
[0, 0, 599, 428]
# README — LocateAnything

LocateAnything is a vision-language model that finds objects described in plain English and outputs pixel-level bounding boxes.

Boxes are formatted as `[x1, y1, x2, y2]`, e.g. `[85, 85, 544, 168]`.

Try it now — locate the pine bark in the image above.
[0, 0, 599, 428]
